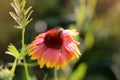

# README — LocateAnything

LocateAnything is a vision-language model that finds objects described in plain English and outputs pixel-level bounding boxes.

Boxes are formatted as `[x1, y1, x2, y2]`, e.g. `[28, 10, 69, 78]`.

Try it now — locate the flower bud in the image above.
[0, 68, 10, 79]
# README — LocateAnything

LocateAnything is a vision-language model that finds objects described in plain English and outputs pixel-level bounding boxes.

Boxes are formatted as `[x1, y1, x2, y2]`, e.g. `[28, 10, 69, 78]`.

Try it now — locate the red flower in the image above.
[28, 28, 81, 70]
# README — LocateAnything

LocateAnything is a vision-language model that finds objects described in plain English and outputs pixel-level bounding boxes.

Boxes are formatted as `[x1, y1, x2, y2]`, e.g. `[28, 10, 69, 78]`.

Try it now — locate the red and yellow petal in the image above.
[65, 43, 80, 58]
[30, 44, 46, 60]
[35, 33, 46, 39]
[38, 48, 60, 68]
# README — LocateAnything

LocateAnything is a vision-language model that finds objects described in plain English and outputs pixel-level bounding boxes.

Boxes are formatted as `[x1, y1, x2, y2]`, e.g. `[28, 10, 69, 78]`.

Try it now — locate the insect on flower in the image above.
[28, 28, 81, 70]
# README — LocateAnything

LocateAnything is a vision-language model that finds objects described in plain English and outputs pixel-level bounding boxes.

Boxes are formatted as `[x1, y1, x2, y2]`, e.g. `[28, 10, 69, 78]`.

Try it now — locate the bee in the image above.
[57, 27, 63, 35]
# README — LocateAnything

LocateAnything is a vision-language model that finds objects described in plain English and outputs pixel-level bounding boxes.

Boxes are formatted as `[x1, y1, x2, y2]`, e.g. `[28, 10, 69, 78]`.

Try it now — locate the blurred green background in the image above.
[0, 0, 120, 80]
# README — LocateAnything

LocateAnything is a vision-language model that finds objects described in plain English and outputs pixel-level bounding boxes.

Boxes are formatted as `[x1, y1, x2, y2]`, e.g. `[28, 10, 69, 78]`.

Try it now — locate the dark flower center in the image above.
[44, 28, 63, 49]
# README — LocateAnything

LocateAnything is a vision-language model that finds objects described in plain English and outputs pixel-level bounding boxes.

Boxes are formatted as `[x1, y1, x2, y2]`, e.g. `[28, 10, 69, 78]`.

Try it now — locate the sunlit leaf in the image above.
[85, 31, 94, 49]
[69, 63, 88, 80]
[26, 10, 33, 20]
[10, 0, 33, 29]
[6, 44, 19, 58]
[24, 6, 32, 15]
[9, 12, 17, 21]
[10, 2, 20, 15]
[13, 0, 20, 10]
[25, 19, 33, 27]
[21, 0, 26, 10]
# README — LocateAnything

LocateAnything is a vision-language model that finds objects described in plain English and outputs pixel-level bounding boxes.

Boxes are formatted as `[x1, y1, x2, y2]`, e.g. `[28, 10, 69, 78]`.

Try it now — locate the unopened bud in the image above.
[0, 68, 10, 79]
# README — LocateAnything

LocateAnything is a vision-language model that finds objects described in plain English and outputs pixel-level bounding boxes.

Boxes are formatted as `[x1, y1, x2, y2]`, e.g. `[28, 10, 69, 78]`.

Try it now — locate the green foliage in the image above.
[69, 63, 88, 80]
[6, 43, 30, 80]
[8, 0, 33, 80]
[85, 75, 108, 80]
[6, 44, 19, 59]
[9, 0, 33, 29]
[20, 44, 29, 58]
[6, 44, 29, 59]
[85, 31, 94, 49]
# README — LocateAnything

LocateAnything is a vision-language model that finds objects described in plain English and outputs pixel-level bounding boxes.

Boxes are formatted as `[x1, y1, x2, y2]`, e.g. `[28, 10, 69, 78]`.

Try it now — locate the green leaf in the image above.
[6, 44, 19, 58]
[20, 0, 26, 10]
[26, 10, 33, 20]
[9, 12, 17, 21]
[20, 44, 29, 58]
[10, 2, 20, 14]
[9, 12, 22, 26]
[24, 20, 30, 27]
[24, 6, 32, 15]
[69, 63, 88, 80]
[25, 18, 33, 27]
[13, 0, 20, 10]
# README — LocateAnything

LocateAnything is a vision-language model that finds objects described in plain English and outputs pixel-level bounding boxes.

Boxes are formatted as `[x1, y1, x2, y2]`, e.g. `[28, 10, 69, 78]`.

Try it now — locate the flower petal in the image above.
[30, 44, 46, 60]
[55, 55, 63, 70]
[62, 30, 78, 37]
[36, 33, 46, 39]
[38, 57, 45, 68]
[38, 48, 60, 68]
[55, 48, 71, 70]
[63, 36, 81, 58]
[64, 36, 80, 45]
[61, 47, 73, 61]
[30, 38, 44, 48]
[64, 42, 80, 58]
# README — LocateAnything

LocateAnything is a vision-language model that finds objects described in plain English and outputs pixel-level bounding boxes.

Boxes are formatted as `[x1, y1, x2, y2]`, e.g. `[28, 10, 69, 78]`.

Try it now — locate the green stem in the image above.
[22, 28, 25, 48]
[23, 59, 31, 80]
[54, 68, 58, 80]
[22, 28, 31, 80]
[43, 73, 48, 80]
[9, 58, 17, 80]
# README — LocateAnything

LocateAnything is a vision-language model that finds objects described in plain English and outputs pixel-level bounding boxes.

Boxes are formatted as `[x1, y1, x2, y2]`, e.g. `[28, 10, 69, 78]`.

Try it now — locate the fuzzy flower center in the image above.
[44, 29, 63, 49]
